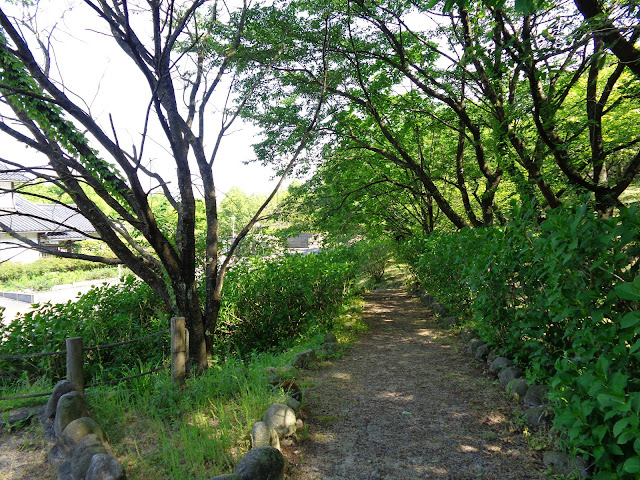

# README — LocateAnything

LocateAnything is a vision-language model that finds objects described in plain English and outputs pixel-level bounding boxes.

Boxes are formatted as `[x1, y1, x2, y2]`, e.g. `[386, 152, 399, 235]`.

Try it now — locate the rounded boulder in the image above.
[263, 403, 297, 438]
[235, 446, 285, 480]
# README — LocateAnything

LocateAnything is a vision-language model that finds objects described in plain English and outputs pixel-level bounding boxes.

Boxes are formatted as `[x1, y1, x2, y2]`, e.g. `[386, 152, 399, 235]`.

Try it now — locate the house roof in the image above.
[0, 161, 30, 182]
[0, 195, 97, 237]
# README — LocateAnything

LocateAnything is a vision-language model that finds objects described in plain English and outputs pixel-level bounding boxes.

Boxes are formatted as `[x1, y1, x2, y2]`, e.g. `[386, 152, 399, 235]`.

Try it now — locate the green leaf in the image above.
[613, 418, 629, 438]
[593, 425, 608, 443]
[609, 372, 628, 394]
[620, 312, 640, 329]
[623, 456, 640, 473]
[614, 281, 640, 302]
[597, 393, 625, 408]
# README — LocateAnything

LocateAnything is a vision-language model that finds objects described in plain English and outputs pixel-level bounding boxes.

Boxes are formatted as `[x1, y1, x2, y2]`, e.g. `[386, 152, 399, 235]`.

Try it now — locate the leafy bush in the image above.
[403, 199, 640, 479]
[396, 229, 476, 319]
[0, 276, 168, 385]
[217, 245, 362, 355]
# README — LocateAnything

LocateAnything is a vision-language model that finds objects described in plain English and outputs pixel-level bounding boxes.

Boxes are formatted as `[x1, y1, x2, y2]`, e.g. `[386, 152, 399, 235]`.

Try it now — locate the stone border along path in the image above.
[283, 287, 552, 480]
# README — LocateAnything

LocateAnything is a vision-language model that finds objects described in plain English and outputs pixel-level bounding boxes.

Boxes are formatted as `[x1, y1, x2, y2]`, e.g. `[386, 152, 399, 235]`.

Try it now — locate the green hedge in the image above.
[401, 200, 640, 479]
[217, 245, 363, 355]
[0, 257, 105, 282]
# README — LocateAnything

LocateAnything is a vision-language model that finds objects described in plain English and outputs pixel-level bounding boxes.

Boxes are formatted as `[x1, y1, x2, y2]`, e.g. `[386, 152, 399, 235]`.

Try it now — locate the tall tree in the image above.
[0, 1, 325, 370]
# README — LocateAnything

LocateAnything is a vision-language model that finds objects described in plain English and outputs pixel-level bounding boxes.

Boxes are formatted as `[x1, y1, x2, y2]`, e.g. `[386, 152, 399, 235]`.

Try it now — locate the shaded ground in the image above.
[285, 287, 549, 480]
[0, 419, 54, 480]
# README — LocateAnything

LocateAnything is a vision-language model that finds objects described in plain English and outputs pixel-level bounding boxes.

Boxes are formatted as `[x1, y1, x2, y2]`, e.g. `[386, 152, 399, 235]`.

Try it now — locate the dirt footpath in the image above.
[286, 288, 549, 480]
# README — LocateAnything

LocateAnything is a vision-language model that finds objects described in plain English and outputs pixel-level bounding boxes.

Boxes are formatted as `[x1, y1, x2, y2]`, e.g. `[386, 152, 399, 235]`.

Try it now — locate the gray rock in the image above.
[70, 434, 107, 480]
[267, 375, 282, 386]
[439, 316, 458, 328]
[543, 451, 588, 478]
[280, 364, 294, 374]
[61, 417, 104, 450]
[292, 349, 316, 369]
[318, 342, 339, 356]
[489, 357, 512, 374]
[263, 403, 297, 438]
[486, 350, 498, 364]
[524, 384, 549, 407]
[323, 333, 337, 344]
[265, 366, 277, 375]
[507, 378, 529, 398]
[285, 396, 301, 412]
[85, 454, 126, 480]
[474, 343, 490, 360]
[251, 421, 280, 450]
[431, 303, 447, 316]
[235, 446, 285, 480]
[523, 407, 553, 427]
[498, 366, 524, 388]
[459, 329, 480, 342]
[0, 407, 37, 431]
[420, 294, 437, 305]
[208, 475, 242, 480]
[55, 391, 89, 437]
[467, 339, 485, 354]
[46, 380, 78, 419]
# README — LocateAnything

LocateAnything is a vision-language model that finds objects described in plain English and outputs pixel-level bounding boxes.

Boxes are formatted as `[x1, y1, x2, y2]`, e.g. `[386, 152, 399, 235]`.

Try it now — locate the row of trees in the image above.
[276, 0, 640, 239]
[1, 0, 639, 367]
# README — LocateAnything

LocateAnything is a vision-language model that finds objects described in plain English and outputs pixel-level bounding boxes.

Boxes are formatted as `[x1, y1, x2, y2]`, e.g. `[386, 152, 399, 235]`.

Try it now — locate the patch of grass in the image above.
[0, 376, 53, 412]
[0, 267, 122, 291]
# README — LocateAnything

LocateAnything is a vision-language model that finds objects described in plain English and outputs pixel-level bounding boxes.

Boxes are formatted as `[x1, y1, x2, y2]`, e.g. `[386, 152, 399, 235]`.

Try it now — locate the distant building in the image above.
[0, 164, 97, 263]
[286, 233, 322, 254]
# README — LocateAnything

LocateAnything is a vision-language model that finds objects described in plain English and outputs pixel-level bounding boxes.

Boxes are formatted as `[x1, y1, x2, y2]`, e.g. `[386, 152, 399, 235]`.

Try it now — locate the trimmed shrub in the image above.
[0, 276, 168, 385]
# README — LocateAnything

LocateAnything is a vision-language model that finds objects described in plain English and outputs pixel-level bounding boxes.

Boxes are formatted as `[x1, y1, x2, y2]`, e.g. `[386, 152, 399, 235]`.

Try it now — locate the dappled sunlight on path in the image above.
[286, 288, 547, 480]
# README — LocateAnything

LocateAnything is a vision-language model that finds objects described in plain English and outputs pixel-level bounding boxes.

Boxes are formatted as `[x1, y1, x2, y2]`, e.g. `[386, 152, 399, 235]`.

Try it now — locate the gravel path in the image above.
[285, 287, 549, 480]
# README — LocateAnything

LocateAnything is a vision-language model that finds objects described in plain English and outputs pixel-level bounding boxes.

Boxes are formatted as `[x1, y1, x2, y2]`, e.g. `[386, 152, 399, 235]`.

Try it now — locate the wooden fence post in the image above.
[171, 317, 186, 390]
[66, 337, 84, 395]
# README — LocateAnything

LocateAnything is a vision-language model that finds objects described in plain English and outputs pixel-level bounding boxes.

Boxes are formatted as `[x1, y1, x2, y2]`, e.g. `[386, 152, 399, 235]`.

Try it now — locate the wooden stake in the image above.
[171, 317, 186, 390]
[66, 337, 84, 394]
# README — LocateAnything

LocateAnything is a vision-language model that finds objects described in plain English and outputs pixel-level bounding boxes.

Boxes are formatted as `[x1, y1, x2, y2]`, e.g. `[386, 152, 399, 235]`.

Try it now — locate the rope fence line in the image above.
[0, 328, 169, 361]
[86, 365, 169, 388]
[84, 329, 169, 351]
[0, 349, 65, 361]
[0, 391, 53, 401]
[1, 320, 185, 402]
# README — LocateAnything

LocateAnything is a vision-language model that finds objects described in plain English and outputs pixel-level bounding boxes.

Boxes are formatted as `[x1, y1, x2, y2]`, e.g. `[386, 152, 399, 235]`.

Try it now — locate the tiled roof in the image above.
[0, 195, 97, 236]
[0, 161, 30, 182]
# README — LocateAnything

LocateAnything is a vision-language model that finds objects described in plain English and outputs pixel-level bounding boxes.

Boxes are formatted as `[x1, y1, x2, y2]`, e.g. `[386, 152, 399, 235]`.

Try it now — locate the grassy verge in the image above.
[0, 265, 125, 292]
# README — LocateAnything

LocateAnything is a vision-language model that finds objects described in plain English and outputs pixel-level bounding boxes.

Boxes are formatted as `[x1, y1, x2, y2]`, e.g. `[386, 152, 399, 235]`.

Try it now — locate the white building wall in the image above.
[0, 233, 42, 263]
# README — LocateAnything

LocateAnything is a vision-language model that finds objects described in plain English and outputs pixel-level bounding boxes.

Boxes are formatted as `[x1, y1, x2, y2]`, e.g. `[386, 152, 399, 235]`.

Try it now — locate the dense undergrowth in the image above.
[400, 199, 640, 480]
